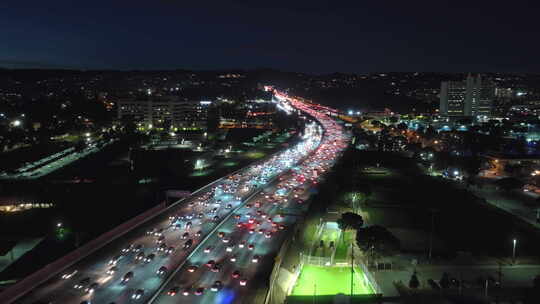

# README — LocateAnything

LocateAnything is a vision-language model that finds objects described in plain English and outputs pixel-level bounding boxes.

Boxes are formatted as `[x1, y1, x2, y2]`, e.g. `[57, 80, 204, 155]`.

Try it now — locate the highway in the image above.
[151, 93, 350, 304]
[12, 97, 328, 304]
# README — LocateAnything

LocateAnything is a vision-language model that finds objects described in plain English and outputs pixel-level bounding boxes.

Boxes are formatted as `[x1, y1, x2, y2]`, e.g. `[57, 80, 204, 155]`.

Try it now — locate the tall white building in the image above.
[440, 74, 495, 120]
[117, 96, 211, 130]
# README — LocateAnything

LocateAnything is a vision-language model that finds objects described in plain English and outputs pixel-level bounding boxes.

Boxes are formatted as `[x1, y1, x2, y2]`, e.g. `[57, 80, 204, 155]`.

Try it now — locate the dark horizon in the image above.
[2, 0, 540, 73]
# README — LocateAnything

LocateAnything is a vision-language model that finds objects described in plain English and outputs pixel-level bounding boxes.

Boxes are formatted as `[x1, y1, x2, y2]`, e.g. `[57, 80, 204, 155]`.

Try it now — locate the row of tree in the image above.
[337, 212, 401, 259]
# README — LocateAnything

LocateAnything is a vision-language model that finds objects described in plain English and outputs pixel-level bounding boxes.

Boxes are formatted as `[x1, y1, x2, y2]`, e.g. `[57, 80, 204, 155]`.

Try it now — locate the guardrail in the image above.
[0, 202, 165, 303]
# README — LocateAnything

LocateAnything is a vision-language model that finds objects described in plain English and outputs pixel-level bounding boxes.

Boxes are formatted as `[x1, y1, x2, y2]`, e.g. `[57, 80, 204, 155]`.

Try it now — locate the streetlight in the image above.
[512, 238, 517, 264]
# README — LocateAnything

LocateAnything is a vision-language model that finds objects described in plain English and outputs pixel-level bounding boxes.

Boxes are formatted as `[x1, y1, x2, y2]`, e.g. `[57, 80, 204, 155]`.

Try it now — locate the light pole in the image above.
[512, 238, 517, 264]
[313, 282, 316, 304]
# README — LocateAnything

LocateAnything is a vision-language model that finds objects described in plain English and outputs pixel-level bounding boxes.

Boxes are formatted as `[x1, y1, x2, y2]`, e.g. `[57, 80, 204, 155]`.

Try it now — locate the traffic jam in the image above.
[20, 92, 345, 304]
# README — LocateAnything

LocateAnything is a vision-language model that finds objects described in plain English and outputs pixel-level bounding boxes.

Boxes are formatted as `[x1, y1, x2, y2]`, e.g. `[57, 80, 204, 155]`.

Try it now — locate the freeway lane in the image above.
[12, 115, 323, 304]
[152, 94, 350, 304]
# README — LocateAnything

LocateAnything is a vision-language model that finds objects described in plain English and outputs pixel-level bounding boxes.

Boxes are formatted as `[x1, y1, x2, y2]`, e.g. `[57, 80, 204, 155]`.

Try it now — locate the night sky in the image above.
[1, 0, 540, 73]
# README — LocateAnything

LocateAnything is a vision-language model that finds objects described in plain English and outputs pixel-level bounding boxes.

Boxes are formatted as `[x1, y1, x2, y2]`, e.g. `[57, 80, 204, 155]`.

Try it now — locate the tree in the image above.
[440, 272, 450, 289]
[464, 156, 482, 177]
[355, 183, 372, 201]
[337, 212, 364, 231]
[356, 225, 400, 257]
[424, 126, 437, 140]
[397, 122, 408, 131]
[409, 271, 420, 289]
[534, 275, 540, 289]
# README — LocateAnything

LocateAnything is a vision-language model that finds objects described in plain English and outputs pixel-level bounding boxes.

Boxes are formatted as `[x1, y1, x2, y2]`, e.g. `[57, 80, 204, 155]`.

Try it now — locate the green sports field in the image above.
[291, 265, 375, 296]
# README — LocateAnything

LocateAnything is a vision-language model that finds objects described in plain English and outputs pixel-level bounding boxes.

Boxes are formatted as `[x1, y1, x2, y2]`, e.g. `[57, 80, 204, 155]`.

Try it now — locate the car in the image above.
[157, 243, 167, 252]
[245, 204, 252, 209]
[146, 228, 156, 235]
[74, 277, 90, 289]
[205, 260, 215, 268]
[106, 266, 118, 276]
[109, 254, 122, 265]
[252, 255, 260, 263]
[213, 216, 220, 222]
[232, 270, 241, 279]
[183, 239, 193, 249]
[229, 255, 237, 262]
[185, 221, 192, 230]
[132, 289, 144, 300]
[240, 278, 247, 286]
[226, 204, 232, 209]
[248, 228, 255, 234]
[211, 280, 223, 292]
[121, 271, 134, 283]
[165, 246, 175, 254]
[167, 286, 180, 296]
[204, 246, 213, 253]
[195, 287, 204, 296]
[222, 237, 230, 243]
[195, 230, 202, 237]
[248, 218, 255, 224]
[211, 264, 221, 273]
[182, 287, 191, 296]
[132, 244, 143, 252]
[85, 282, 99, 293]
[156, 235, 165, 244]
[239, 241, 246, 248]
[265, 231, 273, 238]
[156, 266, 167, 276]
[144, 253, 155, 263]
[234, 214, 241, 219]
[135, 252, 145, 261]
[217, 231, 225, 238]
[187, 265, 198, 273]
[181, 232, 189, 240]
[248, 244, 254, 251]
[226, 245, 234, 252]
[121, 244, 134, 253]
[61, 269, 78, 279]
[154, 228, 164, 237]
[258, 229, 265, 235]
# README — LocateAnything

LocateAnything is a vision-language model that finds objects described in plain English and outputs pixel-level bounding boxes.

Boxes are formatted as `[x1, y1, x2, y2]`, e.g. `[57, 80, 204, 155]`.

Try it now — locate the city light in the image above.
[12, 119, 21, 127]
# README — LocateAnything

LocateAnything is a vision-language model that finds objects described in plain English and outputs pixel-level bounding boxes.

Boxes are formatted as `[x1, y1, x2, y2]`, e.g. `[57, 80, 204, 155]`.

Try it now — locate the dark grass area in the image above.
[354, 151, 540, 258]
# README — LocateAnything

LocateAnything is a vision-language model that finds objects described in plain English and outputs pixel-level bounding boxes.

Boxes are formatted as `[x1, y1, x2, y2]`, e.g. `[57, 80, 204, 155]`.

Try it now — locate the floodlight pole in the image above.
[351, 243, 354, 299]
